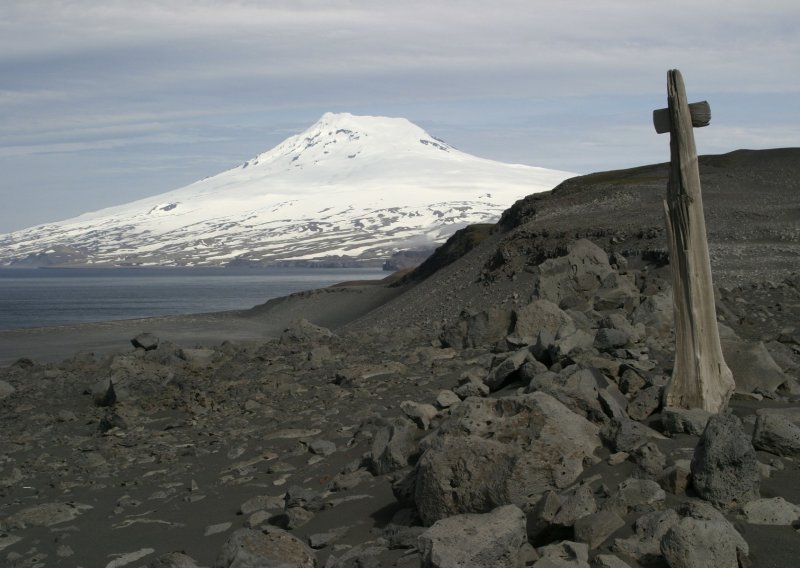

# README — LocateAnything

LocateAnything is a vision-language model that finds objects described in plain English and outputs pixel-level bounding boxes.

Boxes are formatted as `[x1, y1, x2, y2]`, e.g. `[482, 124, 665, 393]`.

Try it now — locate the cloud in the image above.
[0, 0, 798, 231]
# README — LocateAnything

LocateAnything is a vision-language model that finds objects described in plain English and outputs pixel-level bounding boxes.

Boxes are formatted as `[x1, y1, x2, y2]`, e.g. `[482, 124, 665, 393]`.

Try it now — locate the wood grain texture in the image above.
[661, 69, 734, 413]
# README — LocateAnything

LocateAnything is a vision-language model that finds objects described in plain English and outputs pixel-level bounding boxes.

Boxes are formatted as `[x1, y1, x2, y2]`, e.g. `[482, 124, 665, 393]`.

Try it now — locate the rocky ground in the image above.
[1, 148, 799, 567]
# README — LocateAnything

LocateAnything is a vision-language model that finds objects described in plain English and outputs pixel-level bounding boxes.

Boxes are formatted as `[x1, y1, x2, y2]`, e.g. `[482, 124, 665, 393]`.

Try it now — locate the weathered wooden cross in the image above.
[653, 69, 734, 413]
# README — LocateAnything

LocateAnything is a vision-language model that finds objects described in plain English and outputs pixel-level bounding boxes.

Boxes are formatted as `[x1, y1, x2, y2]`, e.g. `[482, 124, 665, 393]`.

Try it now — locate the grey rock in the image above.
[594, 328, 630, 351]
[511, 299, 575, 344]
[4, 501, 92, 529]
[284, 485, 325, 512]
[691, 413, 760, 509]
[722, 338, 788, 393]
[658, 461, 691, 495]
[630, 441, 667, 477]
[485, 348, 532, 391]
[741, 497, 800, 525]
[178, 347, 217, 366]
[573, 510, 625, 549]
[414, 435, 518, 526]
[271, 507, 315, 530]
[549, 328, 596, 362]
[440, 307, 514, 350]
[607, 478, 666, 516]
[147, 552, 200, 567]
[613, 509, 679, 564]
[526, 491, 563, 541]
[661, 502, 749, 568]
[593, 554, 633, 568]
[418, 505, 527, 568]
[607, 418, 666, 453]
[551, 482, 597, 528]
[626, 385, 661, 421]
[618, 368, 646, 396]
[214, 528, 315, 568]
[415, 393, 601, 525]
[92, 378, 118, 407]
[631, 291, 674, 332]
[527, 366, 607, 423]
[400, 400, 439, 430]
[308, 439, 337, 456]
[0, 379, 15, 401]
[308, 527, 349, 549]
[279, 318, 333, 344]
[240, 495, 284, 515]
[532, 239, 614, 307]
[454, 381, 490, 399]
[535, 540, 590, 567]
[131, 332, 159, 350]
[594, 272, 640, 312]
[326, 542, 387, 567]
[752, 407, 800, 456]
[435, 390, 461, 409]
[661, 407, 712, 436]
[369, 416, 419, 475]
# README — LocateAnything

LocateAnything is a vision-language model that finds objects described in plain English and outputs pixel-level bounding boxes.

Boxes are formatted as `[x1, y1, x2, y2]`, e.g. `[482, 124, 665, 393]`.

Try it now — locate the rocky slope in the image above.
[0, 148, 799, 567]
[0, 113, 573, 268]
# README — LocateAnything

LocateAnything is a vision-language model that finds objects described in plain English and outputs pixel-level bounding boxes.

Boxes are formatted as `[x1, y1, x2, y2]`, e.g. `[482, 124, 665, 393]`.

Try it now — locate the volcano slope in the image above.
[0, 148, 799, 568]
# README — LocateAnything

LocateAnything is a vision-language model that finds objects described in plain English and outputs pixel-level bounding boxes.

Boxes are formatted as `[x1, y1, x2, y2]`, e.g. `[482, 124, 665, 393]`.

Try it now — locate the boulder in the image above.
[280, 319, 333, 345]
[741, 497, 800, 525]
[626, 385, 662, 421]
[526, 366, 607, 423]
[607, 478, 666, 516]
[661, 407, 712, 436]
[400, 400, 438, 430]
[594, 328, 631, 351]
[131, 332, 159, 351]
[631, 291, 673, 333]
[418, 505, 527, 568]
[722, 338, 788, 393]
[535, 541, 590, 567]
[660, 502, 749, 568]
[606, 418, 666, 453]
[691, 413, 760, 509]
[751, 407, 800, 456]
[414, 392, 601, 525]
[214, 528, 315, 568]
[0, 379, 15, 401]
[573, 510, 626, 550]
[532, 239, 614, 307]
[414, 435, 518, 526]
[484, 348, 533, 391]
[550, 482, 597, 528]
[440, 306, 514, 350]
[368, 416, 420, 476]
[613, 509, 679, 564]
[511, 299, 575, 344]
[435, 390, 461, 409]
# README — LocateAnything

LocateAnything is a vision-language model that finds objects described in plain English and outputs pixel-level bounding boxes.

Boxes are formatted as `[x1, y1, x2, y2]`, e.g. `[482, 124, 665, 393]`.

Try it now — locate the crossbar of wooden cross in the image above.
[652, 101, 711, 133]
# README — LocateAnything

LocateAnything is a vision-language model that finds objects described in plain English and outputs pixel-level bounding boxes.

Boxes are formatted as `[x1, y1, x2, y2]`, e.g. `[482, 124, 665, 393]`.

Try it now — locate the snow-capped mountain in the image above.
[0, 113, 575, 268]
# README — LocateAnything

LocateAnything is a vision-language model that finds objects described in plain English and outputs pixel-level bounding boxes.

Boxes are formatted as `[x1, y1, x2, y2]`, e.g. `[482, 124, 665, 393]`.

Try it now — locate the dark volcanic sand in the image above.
[1, 149, 799, 567]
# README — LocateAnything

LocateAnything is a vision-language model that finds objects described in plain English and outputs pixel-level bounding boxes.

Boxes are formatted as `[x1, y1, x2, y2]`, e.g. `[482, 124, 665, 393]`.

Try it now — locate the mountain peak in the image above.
[244, 112, 453, 173]
[0, 114, 576, 267]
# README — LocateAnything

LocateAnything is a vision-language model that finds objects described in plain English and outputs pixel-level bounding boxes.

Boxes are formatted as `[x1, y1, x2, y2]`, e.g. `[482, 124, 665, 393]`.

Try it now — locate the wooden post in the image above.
[654, 69, 734, 413]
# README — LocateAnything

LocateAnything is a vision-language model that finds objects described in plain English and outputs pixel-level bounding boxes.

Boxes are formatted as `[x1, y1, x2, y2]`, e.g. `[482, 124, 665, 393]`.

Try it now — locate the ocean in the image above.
[0, 267, 385, 330]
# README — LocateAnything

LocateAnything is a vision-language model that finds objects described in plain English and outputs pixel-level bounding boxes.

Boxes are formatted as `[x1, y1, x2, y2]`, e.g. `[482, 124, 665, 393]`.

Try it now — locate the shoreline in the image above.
[0, 283, 406, 366]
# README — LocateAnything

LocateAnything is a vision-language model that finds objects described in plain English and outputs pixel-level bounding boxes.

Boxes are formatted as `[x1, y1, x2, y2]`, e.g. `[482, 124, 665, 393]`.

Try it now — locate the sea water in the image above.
[0, 267, 385, 330]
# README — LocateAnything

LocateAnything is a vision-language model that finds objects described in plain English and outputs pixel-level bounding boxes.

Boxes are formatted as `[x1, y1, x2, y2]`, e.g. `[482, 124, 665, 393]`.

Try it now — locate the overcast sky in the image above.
[1, 1, 798, 233]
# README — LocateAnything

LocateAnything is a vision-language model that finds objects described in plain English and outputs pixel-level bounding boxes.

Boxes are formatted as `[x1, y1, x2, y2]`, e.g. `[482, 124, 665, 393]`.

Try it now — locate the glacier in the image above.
[0, 112, 575, 267]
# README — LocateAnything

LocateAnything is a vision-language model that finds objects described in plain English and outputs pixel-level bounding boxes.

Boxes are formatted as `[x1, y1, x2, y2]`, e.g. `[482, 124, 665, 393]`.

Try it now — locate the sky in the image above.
[1, 1, 798, 234]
